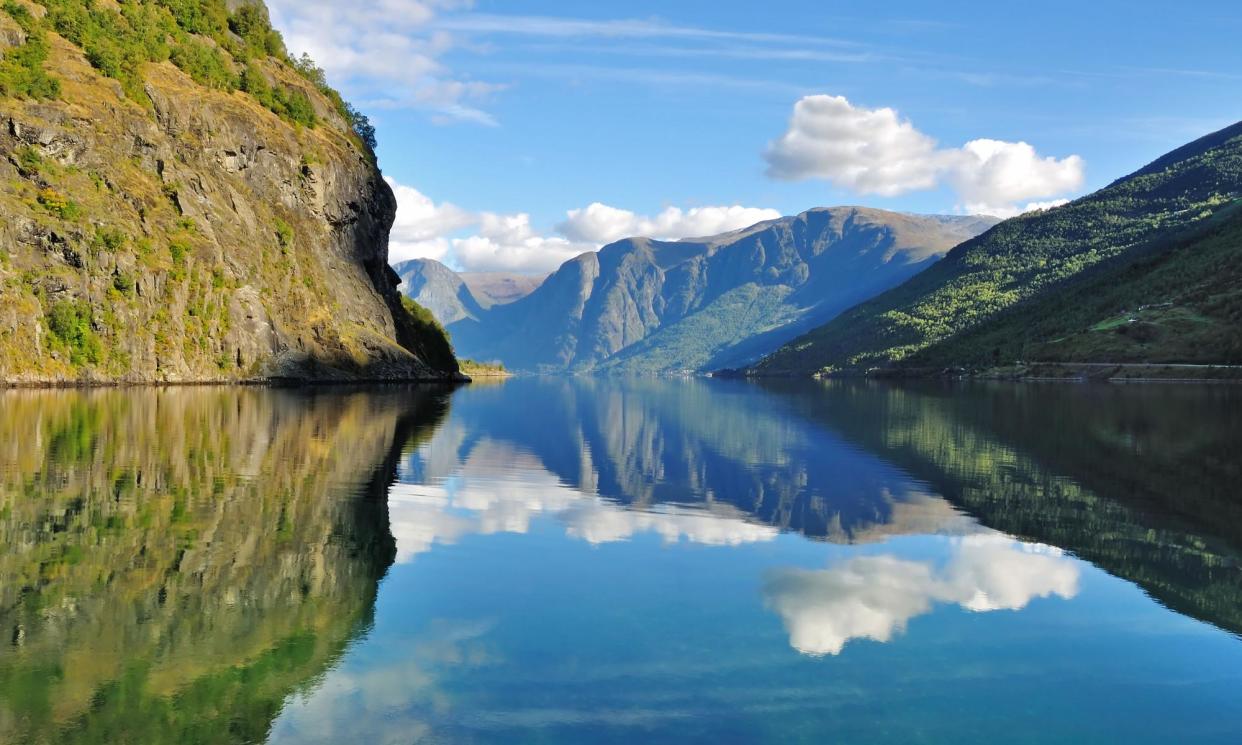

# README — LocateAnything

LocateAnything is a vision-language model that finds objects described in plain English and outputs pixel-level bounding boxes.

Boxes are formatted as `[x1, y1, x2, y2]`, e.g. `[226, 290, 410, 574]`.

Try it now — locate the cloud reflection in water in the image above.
[763, 536, 1080, 656]
[388, 450, 778, 564]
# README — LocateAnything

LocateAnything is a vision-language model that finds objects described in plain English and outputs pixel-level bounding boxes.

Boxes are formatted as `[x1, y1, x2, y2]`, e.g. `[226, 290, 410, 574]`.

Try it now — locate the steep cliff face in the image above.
[0, 0, 458, 383]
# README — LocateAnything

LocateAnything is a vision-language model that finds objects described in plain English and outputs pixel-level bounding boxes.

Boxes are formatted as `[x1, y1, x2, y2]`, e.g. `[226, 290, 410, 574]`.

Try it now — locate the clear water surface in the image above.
[1, 378, 1240, 744]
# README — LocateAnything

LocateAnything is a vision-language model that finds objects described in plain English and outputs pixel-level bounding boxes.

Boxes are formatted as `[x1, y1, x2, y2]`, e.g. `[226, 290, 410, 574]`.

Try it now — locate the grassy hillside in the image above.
[753, 122, 1242, 375]
[910, 201, 1242, 367]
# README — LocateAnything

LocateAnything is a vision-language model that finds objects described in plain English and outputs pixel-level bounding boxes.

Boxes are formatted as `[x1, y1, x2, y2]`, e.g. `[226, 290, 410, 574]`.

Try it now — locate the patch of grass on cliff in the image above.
[273, 217, 294, 252]
[290, 52, 377, 151]
[168, 35, 236, 90]
[401, 296, 457, 372]
[46, 299, 101, 367]
[36, 187, 79, 220]
[240, 63, 315, 127]
[460, 359, 508, 377]
[0, 1, 61, 99]
[33, 1, 306, 122]
[15, 145, 44, 176]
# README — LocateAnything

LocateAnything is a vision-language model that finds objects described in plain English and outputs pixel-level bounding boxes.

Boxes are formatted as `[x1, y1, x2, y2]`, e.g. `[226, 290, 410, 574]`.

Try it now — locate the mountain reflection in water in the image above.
[2, 379, 1240, 744]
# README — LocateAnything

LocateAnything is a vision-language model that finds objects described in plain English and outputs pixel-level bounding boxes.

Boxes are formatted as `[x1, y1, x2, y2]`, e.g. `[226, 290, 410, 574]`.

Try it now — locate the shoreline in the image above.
[0, 374, 472, 391]
[730, 361, 1242, 384]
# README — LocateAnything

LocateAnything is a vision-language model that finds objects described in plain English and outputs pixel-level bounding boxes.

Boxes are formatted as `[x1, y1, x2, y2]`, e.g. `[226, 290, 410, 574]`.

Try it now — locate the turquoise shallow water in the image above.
[1, 379, 1240, 743]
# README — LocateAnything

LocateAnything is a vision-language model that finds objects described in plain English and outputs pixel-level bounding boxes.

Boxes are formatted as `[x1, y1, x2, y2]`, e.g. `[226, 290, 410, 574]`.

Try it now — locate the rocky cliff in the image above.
[0, 0, 458, 383]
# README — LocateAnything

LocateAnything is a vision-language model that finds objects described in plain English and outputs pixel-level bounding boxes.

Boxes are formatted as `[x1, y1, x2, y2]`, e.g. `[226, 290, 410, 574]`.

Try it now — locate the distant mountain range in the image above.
[753, 121, 1242, 375]
[393, 261, 545, 326]
[397, 208, 996, 373]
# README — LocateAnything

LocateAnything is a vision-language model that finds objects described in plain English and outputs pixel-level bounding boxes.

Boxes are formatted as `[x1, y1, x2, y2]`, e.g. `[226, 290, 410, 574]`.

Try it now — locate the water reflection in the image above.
[767, 380, 1242, 637]
[1, 378, 1240, 743]
[763, 536, 1080, 656]
[407, 379, 980, 546]
[387, 444, 779, 563]
[0, 387, 448, 745]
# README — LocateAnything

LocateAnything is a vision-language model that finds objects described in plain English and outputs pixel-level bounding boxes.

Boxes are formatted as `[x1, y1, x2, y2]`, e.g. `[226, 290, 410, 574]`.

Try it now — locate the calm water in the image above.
[1, 379, 1240, 744]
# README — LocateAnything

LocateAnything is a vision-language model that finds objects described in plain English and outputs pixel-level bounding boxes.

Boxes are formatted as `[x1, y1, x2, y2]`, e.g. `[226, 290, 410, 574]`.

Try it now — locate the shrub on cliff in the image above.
[401, 297, 457, 373]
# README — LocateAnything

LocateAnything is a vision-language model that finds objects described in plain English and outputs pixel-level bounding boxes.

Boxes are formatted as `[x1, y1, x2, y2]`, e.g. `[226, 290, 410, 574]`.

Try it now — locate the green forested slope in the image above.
[752, 122, 1242, 375]
[910, 202, 1242, 366]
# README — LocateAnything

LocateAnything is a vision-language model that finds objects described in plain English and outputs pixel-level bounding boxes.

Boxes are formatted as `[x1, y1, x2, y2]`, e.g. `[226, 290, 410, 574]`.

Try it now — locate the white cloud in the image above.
[267, 0, 501, 124]
[762, 535, 1080, 656]
[764, 94, 1085, 216]
[386, 178, 474, 264]
[386, 179, 779, 274]
[558, 203, 782, 244]
[949, 139, 1084, 217]
[451, 212, 588, 274]
[764, 95, 943, 196]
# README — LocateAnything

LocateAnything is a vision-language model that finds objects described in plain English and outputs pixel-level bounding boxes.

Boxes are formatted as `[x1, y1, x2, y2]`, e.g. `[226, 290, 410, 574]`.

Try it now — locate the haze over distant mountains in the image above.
[394, 261, 544, 326]
[398, 208, 997, 373]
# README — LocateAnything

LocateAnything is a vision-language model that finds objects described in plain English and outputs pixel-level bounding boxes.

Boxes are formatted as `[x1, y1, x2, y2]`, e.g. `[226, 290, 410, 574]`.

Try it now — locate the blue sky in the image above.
[267, 1, 1241, 272]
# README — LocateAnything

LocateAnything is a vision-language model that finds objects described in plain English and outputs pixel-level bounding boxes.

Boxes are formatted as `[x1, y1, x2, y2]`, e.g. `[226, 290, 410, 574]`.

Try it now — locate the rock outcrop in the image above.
[0, 0, 458, 383]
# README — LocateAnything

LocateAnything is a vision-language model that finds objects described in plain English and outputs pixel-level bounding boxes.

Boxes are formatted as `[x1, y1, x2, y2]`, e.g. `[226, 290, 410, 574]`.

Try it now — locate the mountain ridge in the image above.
[415, 206, 997, 373]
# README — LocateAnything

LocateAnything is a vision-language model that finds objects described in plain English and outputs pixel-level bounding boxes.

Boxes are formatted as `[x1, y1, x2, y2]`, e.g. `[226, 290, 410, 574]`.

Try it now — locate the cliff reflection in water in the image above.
[0, 386, 449, 745]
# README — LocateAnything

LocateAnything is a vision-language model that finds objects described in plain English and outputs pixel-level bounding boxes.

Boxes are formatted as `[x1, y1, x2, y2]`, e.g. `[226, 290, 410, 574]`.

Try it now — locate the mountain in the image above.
[752, 121, 1242, 376]
[908, 200, 1242, 368]
[443, 208, 997, 373]
[0, 0, 458, 383]
[460, 271, 544, 307]
[392, 258, 544, 327]
[393, 258, 488, 325]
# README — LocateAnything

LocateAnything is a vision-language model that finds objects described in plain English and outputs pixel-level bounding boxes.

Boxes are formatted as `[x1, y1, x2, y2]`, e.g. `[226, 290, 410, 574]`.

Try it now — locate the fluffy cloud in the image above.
[762, 535, 1080, 656]
[267, 1, 501, 124]
[764, 95, 942, 195]
[949, 139, 1084, 217]
[558, 203, 782, 244]
[764, 95, 1085, 216]
[450, 212, 587, 274]
[386, 179, 474, 265]
[385, 179, 779, 274]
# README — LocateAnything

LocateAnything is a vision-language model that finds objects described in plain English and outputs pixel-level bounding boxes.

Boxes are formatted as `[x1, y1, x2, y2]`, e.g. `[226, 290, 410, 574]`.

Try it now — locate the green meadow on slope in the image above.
[753, 122, 1242, 375]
